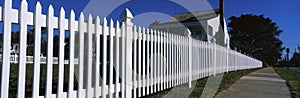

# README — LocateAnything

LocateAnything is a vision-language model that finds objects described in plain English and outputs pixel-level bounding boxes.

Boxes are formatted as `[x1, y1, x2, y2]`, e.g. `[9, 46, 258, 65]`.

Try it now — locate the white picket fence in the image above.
[0, 0, 262, 98]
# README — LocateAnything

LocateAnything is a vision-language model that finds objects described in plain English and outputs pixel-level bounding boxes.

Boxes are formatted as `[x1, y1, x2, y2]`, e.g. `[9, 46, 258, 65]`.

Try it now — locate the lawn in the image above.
[144, 68, 259, 98]
[1, 64, 75, 98]
[275, 67, 300, 98]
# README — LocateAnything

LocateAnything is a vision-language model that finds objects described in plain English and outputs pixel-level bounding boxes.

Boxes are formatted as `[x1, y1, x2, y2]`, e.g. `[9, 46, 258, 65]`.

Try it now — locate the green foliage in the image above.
[275, 68, 300, 98]
[290, 52, 300, 67]
[228, 14, 284, 65]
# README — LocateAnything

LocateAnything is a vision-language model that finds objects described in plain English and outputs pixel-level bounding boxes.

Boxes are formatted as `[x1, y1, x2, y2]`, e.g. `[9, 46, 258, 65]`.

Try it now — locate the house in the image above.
[149, 9, 230, 48]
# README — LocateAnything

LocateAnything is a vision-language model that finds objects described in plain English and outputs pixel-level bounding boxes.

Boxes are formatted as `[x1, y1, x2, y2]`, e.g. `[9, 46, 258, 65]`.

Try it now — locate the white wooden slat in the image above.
[158, 31, 164, 91]
[171, 33, 174, 87]
[146, 28, 150, 95]
[188, 36, 192, 87]
[0, 0, 12, 97]
[174, 34, 177, 86]
[180, 36, 183, 84]
[77, 12, 85, 98]
[201, 41, 203, 77]
[180, 36, 182, 84]
[182, 36, 185, 83]
[137, 26, 142, 97]
[67, 10, 76, 98]
[163, 32, 167, 90]
[120, 22, 126, 98]
[32, 2, 42, 98]
[86, 14, 93, 98]
[142, 27, 146, 96]
[150, 29, 154, 94]
[94, 16, 101, 98]
[16, 0, 28, 98]
[108, 19, 114, 98]
[114, 21, 120, 98]
[168, 33, 171, 85]
[162, 32, 165, 88]
[133, 25, 137, 98]
[170, 33, 173, 87]
[17, 1, 28, 98]
[153, 30, 157, 93]
[165, 32, 168, 89]
[174, 35, 176, 84]
[102, 17, 108, 98]
[57, 7, 66, 98]
[176, 35, 183, 85]
[186, 36, 188, 82]
[179, 36, 182, 84]
[158, 31, 162, 91]
[45, 4, 55, 98]
[176, 35, 179, 86]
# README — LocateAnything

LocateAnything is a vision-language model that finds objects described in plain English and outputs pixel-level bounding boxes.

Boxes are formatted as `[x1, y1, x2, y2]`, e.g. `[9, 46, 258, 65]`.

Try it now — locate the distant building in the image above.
[149, 9, 230, 48]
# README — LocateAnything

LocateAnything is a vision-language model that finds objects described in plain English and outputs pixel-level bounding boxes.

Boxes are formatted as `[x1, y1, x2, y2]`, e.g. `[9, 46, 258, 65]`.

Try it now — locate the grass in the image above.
[1, 64, 76, 98]
[144, 68, 259, 98]
[275, 67, 300, 98]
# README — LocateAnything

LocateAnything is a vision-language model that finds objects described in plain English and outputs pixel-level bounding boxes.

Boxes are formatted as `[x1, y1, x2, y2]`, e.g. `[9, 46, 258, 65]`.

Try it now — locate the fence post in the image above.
[184, 29, 192, 88]
[124, 8, 134, 98]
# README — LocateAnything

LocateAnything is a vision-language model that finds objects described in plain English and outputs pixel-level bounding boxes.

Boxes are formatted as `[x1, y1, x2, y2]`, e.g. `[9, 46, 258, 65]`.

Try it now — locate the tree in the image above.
[290, 52, 300, 67]
[228, 14, 284, 65]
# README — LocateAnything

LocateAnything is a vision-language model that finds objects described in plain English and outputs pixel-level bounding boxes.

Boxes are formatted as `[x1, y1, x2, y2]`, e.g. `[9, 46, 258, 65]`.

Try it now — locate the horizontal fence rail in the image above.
[0, 1, 262, 98]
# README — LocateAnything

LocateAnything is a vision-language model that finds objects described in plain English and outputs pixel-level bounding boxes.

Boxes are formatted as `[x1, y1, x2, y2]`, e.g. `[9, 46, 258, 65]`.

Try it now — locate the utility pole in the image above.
[220, 0, 224, 32]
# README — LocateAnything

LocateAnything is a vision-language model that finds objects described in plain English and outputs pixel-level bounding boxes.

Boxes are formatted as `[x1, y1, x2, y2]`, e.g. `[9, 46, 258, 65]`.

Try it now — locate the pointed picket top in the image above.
[48, 5, 54, 15]
[137, 26, 141, 34]
[79, 12, 84, 20]
[110, 19, 114, 28]
[70, 10, 75, 20]
[121, 22, 125, 31]
[95, 16, 100, 25]
[88, 14, 92, 22]
[35, 1, 42, 12]
[116, 20, 120, 28]
[59, 7, 65, 17]
[103, 17, 107, 26]
[4, 0, 12, 8]
[21, 0, 28, 8]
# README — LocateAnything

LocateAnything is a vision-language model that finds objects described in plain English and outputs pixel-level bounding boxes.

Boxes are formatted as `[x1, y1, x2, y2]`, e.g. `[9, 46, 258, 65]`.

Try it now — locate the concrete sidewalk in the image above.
[214, 67, 291, 98]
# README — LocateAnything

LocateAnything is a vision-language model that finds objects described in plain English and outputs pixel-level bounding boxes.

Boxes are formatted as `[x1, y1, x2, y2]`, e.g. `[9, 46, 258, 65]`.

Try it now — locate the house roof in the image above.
[153, 9, 220, 26]
[169, 9, 220, 22]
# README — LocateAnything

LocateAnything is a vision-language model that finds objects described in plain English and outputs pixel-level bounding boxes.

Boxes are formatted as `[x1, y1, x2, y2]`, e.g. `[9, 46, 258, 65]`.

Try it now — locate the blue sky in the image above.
[1, 0, 299, 58]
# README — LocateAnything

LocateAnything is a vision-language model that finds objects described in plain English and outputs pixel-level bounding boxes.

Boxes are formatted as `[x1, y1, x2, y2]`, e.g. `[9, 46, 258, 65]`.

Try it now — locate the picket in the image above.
[32, 2, 43, 98]
[0, 1, 262, 98]
[108, 19, 114, 98]
[102, 17, 108, 98]
[17, 1, 28, 98]
[45, 4, 54, 98]
[94, 16, 101, 98]
[68, 9, 76, 98]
